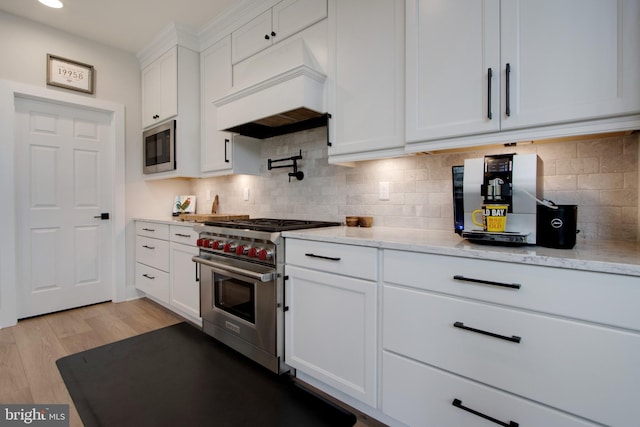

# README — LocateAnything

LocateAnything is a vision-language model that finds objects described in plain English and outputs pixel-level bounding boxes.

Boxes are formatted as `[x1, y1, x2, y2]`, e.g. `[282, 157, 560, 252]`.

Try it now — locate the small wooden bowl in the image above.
[345, 216, 359, 227]
[358, 216, 373, 227]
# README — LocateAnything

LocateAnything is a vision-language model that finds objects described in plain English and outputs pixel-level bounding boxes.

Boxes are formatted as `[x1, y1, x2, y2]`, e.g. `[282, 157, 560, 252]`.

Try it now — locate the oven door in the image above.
[194, 254, 277, 356]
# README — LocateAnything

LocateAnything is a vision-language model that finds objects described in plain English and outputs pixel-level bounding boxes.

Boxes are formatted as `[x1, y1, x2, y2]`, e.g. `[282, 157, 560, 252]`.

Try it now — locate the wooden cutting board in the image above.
[178, 213, 249, 222]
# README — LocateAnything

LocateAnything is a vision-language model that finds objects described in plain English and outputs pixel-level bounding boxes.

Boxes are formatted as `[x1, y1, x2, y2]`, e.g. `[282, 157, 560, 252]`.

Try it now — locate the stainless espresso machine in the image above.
[454, 153, 543, 245]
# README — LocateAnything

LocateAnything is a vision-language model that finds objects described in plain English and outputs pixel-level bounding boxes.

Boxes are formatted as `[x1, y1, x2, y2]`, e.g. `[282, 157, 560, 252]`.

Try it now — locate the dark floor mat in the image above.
[56, 322, 356, 427]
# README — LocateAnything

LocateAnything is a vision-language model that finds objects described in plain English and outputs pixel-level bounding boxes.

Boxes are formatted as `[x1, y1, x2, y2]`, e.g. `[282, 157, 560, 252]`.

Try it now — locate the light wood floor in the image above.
[0, 298, 384, 427]
[0, 298, 182, 426]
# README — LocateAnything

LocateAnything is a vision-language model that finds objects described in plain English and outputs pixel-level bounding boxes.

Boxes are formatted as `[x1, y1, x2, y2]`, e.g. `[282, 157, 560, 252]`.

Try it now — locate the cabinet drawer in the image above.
[135, 236, 169, 272]
[382, 351, 598, 427]
[169, 224, 198, 246]
[286, 239, 377, 280]
[384, 249, 640, 330]
[135, 263, 170, 303]
[383, 286, 640, 426]
[135, 221, 170, 240]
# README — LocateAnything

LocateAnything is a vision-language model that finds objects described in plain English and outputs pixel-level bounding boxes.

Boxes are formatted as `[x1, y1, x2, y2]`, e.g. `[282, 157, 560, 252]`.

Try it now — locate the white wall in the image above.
[192, 129, 640, 242]
[0, 12, 191, 325]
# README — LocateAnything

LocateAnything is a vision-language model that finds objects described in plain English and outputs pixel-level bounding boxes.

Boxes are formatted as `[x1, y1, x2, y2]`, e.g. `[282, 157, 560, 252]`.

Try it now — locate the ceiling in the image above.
[0, 0, 238, 53]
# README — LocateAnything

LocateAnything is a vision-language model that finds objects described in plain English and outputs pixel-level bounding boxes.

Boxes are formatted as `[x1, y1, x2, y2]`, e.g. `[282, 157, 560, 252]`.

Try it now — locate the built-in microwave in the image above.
[143, 120, 175, 174]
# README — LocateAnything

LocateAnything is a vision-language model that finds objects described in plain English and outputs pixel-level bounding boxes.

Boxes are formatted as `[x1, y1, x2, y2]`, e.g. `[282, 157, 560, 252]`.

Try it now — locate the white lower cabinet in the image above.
[135, 221, 201, 325]
[169, 241, 200, 322]
[280, 239, 638, 426]
[383, 351, 597, 427]
[135, 262, 170, 304]
[382, 249, 640, 427]
[135, 222, 170, 303]
[285, 239, 377, 407]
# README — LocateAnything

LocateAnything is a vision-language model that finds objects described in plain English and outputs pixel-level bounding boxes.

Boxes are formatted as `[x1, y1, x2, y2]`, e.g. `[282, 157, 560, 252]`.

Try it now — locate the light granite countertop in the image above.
[282, 226, 640, 277]
[134, 217, 194, 225]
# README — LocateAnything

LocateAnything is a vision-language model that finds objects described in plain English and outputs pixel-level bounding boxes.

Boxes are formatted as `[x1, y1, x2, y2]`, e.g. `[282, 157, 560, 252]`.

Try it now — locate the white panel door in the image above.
[15, 97, 113, 318]
[284, 265, 377, 406]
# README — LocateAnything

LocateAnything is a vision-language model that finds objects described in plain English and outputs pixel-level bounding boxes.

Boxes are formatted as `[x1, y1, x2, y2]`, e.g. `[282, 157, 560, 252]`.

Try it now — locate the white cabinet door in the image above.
[232, 10, 273, 64]
[273, 0, 327, 44]
[383, 351, 600, 427]
[328, 0, 405, 161]
[500, 0, 640, 130]
[285, 265, 377, 407]
[405, 0, 500, 143]
[135, 236, 169, 272]
[383, 285, 640, 427]
[135, 263, 170, 304]
[201, 36, 234, 173]
[406, 0, 640, 146]
[141, 47, 178, 129]
[201, 37, 261, 177]
[232, 0, 327, 64]
[169, 242, 201, 324]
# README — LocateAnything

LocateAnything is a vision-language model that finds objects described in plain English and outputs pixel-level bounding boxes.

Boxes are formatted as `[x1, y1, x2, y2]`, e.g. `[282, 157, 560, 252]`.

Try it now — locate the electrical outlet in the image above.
[379, 181, 390, 200]
[243, 188, 250, 201]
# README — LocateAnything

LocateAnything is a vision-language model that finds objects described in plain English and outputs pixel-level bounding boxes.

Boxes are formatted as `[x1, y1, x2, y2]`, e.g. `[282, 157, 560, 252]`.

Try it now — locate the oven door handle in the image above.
[192, 256, 274, 282]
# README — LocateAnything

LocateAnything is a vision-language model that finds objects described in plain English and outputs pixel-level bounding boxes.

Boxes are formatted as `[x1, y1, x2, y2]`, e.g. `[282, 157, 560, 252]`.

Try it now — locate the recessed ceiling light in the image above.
[39, 0, 64, 8]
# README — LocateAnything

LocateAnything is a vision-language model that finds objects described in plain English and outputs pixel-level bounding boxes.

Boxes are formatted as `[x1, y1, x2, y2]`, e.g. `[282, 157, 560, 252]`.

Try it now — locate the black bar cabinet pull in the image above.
[487, 68, 493, 120]
[452, 399, 519, 427]
[195, 263, 199, 282]
[326, 113, 333, 147]
[174, 233, 192, 238]
[142, 228, 155, 232]
[142, 245, 155, 250]
[505, 63, 511, 117]
[142, 274, 155, 280]
[453, 275, 521, 289]
[305, 253, 341, 262]
[224, 139, 230, 163]
[453, 321, 521, 343]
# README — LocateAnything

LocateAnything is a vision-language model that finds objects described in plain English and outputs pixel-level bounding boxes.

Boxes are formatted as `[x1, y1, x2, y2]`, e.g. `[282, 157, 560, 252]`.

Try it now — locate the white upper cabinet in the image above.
[232, 0, 327, 64]
[142, 47, 178, 129]
[201, 36, 233, 173]
[406, 0, 640, 149]
[500, 0, 640, 130]
[405, 0, 500, 143]
[327, 0, 405, 163]
[140, 44, 201, 179]
[200, 36, 261, 176]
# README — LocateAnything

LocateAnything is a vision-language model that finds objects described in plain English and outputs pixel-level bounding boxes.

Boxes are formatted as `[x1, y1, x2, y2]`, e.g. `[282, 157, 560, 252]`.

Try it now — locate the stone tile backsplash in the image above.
[190, 130, 639, 241]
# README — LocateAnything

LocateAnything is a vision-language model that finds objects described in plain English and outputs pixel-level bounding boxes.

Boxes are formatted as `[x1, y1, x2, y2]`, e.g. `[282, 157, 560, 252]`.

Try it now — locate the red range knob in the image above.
[199, 239, 212, 248]
[236, 245, 250, 255]
[247, 247, 259, 258]
[212, 240, 222, 249]
[223, 242, 236, 253]
[197, 238, 204, 247]
[258, 248, 273, 260]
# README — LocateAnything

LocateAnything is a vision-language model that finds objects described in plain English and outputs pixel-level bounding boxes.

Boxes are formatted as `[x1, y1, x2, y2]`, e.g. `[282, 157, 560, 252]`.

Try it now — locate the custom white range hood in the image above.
[213, 38, 328, 139]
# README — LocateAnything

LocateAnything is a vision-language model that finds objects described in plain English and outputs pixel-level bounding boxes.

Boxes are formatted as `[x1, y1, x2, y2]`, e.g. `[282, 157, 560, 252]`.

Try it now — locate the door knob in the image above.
[94, 213, 110, 220]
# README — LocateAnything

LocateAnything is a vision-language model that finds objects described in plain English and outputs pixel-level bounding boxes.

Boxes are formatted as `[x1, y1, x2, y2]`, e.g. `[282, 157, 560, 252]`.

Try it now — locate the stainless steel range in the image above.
[192, 218, 341, 374]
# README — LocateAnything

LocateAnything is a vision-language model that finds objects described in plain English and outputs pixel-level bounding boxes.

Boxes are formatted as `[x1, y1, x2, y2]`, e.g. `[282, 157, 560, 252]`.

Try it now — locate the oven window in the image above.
[214, 273, 255, 324]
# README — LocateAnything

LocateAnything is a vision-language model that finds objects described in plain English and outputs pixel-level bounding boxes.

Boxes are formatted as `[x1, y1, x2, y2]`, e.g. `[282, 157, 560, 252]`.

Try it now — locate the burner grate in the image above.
[202, 218, 341, 232]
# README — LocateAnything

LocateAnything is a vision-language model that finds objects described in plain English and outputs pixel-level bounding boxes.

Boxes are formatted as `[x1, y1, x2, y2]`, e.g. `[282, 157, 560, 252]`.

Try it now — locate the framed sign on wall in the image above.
[46, 54, 95, 94]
